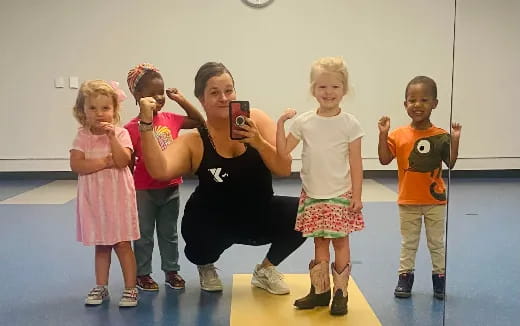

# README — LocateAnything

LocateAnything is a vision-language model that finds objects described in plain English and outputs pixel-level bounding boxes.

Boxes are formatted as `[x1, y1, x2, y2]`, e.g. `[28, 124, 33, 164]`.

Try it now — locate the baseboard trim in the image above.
[0, 171, 78, 180]
[1, 169, 519, 180]
[289, 170, 520, 179]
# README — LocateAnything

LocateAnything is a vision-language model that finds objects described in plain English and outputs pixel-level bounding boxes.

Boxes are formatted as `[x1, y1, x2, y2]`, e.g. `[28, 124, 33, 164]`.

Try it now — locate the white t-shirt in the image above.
[289, 110, 364, 199]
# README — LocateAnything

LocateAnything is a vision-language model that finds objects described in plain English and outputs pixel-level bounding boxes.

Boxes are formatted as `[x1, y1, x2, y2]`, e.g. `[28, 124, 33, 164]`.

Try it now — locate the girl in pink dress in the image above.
[70, 80, 140, 307]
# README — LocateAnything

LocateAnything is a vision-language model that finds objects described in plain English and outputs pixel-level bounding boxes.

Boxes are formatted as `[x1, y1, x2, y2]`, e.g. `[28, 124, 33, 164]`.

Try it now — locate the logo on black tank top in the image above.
[208, 168, 228, 183]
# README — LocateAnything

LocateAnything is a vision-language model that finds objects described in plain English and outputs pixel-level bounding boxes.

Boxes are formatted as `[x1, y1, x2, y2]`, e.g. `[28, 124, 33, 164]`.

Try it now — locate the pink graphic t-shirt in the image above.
[125, 112, 185, 190]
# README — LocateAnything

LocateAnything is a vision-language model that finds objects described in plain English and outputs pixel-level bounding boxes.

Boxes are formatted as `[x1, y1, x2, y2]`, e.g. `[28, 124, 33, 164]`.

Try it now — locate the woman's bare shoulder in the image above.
[179, 129, 204, 172]
[250, 107, 270, 120]
[250, 107, 276, 126]
[250, 108, 276, 145]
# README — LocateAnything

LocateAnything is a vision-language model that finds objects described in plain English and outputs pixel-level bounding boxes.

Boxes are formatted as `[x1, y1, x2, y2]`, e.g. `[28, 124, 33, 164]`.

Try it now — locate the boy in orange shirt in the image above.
[378, 76, 461, 300]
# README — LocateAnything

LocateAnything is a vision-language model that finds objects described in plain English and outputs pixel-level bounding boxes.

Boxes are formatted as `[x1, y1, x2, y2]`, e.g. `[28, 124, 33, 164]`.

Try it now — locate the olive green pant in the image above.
[134, 187, 180, 276]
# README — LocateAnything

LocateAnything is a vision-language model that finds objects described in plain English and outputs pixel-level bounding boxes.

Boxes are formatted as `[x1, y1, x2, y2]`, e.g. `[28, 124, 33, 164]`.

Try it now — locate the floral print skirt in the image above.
[295, 189, 365, 238]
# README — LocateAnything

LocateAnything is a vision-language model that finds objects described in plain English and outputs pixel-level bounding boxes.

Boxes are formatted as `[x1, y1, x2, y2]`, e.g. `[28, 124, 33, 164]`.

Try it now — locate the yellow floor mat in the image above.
[231, 274, 382, 326]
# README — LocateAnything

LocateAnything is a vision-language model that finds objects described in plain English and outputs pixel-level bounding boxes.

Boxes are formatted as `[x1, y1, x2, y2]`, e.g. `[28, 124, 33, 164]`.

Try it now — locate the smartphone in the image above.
[229, 100, 250, 140]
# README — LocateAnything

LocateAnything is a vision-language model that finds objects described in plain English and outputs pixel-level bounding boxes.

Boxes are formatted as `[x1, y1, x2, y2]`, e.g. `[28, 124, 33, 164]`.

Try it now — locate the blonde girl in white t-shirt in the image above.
[276, 56, 365, 316]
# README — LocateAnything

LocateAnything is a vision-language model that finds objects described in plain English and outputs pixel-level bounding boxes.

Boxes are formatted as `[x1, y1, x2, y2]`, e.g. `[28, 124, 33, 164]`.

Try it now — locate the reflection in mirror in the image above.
[0, 1, 460, 326]
[444, 0, 520, 325]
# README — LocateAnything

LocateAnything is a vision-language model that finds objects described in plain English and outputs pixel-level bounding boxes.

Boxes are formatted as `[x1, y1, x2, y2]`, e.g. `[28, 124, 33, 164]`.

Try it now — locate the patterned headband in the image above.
[127, 63, 160, 95]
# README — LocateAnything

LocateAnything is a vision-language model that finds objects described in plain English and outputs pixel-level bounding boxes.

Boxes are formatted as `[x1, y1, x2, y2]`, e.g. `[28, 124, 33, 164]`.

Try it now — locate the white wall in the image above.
[450, 0, 520, 170]
[0, 0, 517, 172]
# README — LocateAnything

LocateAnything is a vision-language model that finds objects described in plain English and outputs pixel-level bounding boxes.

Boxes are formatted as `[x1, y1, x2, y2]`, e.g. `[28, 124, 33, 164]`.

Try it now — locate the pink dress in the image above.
[71, 127, 140, 245]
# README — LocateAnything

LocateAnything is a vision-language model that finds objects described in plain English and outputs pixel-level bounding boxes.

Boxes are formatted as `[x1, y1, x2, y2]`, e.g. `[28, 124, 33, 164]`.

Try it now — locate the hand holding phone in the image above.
[229, 100, 250, 140]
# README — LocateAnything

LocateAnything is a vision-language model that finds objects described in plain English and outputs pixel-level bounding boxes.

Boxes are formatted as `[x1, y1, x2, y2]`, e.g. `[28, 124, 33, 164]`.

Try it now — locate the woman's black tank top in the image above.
[190, 127, 274, 212]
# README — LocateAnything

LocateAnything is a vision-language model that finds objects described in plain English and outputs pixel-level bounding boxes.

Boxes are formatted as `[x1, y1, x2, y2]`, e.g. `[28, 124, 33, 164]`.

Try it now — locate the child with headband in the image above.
[125, 63, 204, 291]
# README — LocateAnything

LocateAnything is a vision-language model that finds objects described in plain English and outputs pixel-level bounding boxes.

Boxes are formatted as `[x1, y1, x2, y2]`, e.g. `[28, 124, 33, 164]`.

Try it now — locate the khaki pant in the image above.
[398, 204, 446, 274]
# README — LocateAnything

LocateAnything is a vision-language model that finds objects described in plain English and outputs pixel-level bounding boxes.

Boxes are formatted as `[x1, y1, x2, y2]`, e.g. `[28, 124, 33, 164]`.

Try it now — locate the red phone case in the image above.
[229, 101, 250, 140]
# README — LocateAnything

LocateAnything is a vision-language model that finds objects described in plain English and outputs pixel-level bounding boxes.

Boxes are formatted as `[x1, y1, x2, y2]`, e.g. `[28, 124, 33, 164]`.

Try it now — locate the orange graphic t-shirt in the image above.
[388, 125, 450, 205]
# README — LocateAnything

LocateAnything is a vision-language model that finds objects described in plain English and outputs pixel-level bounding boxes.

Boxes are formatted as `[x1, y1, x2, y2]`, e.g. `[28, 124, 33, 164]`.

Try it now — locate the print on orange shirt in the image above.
[406, 133, 450, 201]
[388, 126, 450, 205]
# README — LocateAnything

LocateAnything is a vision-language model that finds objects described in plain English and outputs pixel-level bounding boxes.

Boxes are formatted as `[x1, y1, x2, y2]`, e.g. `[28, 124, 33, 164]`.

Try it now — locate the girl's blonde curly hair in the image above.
[310, 56, 349, 95]
[72, 80, 121, 126]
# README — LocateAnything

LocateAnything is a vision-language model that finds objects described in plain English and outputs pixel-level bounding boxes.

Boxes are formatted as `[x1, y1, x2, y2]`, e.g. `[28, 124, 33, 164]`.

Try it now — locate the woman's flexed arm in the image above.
[138, 96, 194, 180]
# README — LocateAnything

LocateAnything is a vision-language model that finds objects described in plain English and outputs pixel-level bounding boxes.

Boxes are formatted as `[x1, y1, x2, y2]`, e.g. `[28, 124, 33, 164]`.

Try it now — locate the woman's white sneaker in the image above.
[198, 264, 223, 292]
[251, 264, 290, 295]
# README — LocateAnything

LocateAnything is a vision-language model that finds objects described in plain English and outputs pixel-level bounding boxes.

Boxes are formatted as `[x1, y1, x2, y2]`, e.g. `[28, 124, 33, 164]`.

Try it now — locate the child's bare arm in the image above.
[349, 137, 363, 212]
[100, 123, 132, 168]
[276, 108, 299, 157]
[70, 150, 113, 175]
[128, 153, 136, 173]
[166, 88, 205, 129]
[449, 122, 462, 168]
[108, 137, 132, 168]
[378, 116, 394, 165]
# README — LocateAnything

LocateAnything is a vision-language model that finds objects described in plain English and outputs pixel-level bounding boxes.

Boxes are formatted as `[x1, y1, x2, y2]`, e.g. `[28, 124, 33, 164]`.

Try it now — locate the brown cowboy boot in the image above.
[330, 262, 351, 316]
[294, 260, 331, 309]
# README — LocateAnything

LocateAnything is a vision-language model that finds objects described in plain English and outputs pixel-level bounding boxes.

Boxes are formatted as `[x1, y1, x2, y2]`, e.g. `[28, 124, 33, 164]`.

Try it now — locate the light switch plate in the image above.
[54, 77, 65, 88]
[69, 76, 79, 89]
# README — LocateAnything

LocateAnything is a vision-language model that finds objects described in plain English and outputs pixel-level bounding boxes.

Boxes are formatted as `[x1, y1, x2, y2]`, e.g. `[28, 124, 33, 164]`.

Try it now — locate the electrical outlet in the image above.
[69, 76, 79, 89]
[55, 77, 65, 88]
